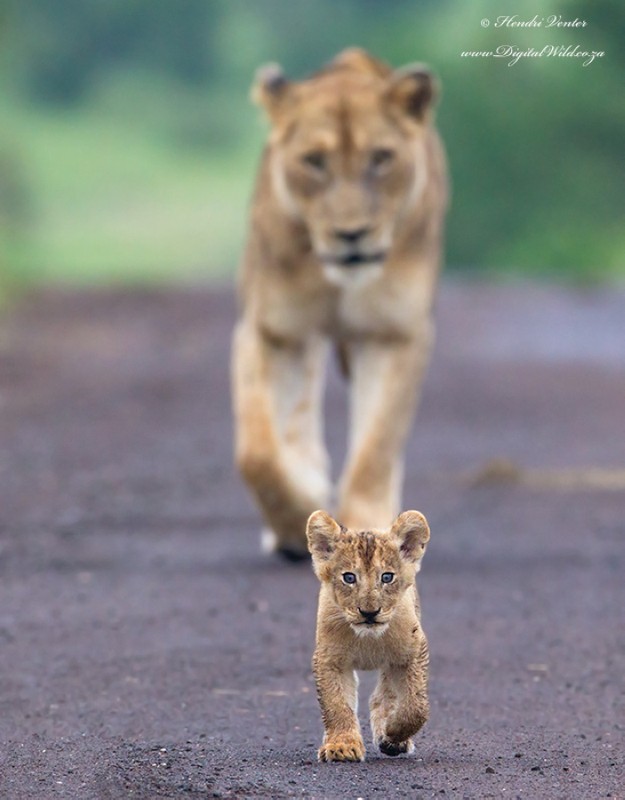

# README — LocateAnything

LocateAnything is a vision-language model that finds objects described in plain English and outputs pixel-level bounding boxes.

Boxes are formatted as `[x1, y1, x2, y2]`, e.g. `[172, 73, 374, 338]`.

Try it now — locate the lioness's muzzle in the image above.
[321, 251, 387, 268]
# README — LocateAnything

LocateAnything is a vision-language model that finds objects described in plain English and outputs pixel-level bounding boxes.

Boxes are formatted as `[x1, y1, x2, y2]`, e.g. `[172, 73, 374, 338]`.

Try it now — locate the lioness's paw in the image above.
[378, 737, 415, 757]
[318, 734, 365, 762]
[261, 528, 309, 562]
[260, 527, 278, 554]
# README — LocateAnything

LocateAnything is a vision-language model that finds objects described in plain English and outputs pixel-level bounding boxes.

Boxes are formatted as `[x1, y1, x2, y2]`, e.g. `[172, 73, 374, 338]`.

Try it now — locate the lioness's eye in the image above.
[342, 572, 357, 585]
[301, 151, 327, 172]
[381, 572, 395, 584]
[370, 148, 395, 171]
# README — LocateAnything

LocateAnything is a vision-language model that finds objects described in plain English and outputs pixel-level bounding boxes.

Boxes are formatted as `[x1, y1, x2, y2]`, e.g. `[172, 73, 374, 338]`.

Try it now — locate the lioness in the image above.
[232, 48, 447, 558]
[307, 508, 430, 761]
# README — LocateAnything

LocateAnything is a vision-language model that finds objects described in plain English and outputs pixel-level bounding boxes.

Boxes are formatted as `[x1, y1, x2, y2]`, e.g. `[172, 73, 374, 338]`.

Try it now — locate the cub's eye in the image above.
[381, 572, 395, 584]
[370, 148, 395, 171]
[342, 572, 357, 585]
[301, 151, 327, 173]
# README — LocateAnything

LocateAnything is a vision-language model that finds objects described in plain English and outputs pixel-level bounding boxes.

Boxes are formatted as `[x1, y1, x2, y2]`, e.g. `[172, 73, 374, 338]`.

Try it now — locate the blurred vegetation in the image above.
[0, 0, 624, 292]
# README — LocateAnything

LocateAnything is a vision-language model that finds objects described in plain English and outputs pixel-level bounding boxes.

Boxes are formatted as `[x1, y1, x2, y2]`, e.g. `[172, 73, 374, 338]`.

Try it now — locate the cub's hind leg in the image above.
[369, 671, 412, 756]
[373, 638, 430, 756]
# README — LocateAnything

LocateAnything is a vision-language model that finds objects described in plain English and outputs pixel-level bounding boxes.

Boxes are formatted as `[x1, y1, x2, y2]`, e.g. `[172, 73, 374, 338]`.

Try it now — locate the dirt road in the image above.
[1, 283, 623, 799]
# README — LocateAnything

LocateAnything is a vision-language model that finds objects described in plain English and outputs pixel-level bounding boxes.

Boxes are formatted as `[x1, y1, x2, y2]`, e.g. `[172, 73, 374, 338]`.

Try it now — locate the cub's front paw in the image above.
[378, 737, 415, 757]
[318, 733, 365, 762]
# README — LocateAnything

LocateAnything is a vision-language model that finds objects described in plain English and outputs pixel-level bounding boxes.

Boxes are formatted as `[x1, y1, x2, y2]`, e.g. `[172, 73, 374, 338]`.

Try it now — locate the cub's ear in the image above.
[251, 62, 290, 120]
[306, 510, 342, 562]
[385, 64, 438, 121]
[391, 510, 430, 565]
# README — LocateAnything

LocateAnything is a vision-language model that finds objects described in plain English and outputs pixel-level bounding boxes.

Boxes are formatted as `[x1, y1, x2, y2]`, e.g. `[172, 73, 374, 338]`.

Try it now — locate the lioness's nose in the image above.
[358, 607, 381, 622]
[334, 226, 370, 244]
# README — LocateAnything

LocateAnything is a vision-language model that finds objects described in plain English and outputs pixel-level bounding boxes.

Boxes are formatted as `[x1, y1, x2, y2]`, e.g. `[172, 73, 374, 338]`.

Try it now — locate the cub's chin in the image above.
[350, 622, 389, 638]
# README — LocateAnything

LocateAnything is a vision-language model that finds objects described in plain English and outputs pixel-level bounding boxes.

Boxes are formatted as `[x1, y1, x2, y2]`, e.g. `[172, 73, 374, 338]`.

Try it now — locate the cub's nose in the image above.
[334, 226, 370, 244]
[358, 607, 381, 624]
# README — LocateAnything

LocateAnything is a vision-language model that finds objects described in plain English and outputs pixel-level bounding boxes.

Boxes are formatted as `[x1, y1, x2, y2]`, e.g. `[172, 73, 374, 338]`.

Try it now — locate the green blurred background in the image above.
[1, 0, 623, 294]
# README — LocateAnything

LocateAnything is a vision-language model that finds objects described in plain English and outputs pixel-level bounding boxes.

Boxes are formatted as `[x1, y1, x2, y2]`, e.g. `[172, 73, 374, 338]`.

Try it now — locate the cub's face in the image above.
[253, 49, 438, 286]
[307, 510, 430, 637]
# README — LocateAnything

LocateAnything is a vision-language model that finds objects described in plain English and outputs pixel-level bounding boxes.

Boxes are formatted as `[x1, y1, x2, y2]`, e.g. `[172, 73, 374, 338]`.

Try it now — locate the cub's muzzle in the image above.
[358, 607, 382, 624]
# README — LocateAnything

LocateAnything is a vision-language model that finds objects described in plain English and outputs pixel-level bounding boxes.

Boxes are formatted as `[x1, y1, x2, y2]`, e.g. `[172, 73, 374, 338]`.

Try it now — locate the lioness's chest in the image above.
[335, 278, 423, 338]
[260, 266, 427, 342]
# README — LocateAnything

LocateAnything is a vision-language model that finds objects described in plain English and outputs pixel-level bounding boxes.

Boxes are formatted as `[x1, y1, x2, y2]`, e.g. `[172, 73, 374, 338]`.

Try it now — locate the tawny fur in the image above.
[232, 48, 448, 556]
[307, 509, 431, 762]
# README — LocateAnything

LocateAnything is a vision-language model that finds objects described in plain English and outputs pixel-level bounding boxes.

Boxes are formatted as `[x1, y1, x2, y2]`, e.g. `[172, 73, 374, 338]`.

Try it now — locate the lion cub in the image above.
[307, 509, 431, 762]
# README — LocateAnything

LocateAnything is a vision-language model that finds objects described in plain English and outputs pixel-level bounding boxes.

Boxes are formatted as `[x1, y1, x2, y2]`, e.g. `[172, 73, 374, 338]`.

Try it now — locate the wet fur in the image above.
[307, 509, 431, 762]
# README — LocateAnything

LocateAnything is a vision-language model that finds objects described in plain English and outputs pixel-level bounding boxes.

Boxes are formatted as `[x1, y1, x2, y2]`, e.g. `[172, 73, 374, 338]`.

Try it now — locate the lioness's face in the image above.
[253, 50, 437, 285]
[307, 510, 430, 637]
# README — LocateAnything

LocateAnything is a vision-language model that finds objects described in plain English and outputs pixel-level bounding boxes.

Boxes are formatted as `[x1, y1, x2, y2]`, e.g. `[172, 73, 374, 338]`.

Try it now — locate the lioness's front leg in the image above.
[313, 654, 365, 762]
[338, 327, 433, 529]
[232, 321, 330, 556]
[374, 637, 430, 756]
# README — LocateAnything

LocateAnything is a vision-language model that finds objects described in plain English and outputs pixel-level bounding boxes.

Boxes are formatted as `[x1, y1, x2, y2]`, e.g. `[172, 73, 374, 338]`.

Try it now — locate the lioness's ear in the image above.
[391, 510, 430, 565]
[251, 62, 290, 120]
[306, 510, 342, 562]
[385, 64, 437, 121]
